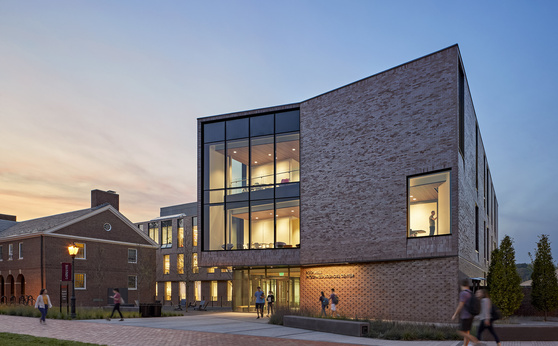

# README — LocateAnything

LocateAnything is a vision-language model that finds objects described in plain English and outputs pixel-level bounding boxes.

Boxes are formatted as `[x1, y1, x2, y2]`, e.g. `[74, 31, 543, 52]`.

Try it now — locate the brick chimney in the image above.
[91, 189, 119, 211]
[0, 214, 16, 221]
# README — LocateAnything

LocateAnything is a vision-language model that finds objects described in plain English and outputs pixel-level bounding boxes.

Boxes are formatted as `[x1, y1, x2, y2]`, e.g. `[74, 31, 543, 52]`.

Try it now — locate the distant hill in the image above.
[516, 263, 533, 282]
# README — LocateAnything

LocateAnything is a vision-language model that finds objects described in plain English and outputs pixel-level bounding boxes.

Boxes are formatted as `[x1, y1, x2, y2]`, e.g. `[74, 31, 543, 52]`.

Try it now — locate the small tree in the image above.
[530, 234, 558, 321]
[487, 236, 524, 317]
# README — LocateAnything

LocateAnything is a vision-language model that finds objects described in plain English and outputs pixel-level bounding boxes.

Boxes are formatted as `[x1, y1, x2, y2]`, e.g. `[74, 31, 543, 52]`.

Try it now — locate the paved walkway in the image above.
[0, 312, 556, 346]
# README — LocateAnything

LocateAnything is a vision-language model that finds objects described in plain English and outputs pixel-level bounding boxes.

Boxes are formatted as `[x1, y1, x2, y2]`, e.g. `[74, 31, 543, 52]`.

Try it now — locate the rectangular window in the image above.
[408, 171, 451, 237]
[192, 253, 199, 273]
[139, 224, 144, 232]
[161, 220, 172, 248]
[155, 282, 158, 297]
[128, 249, 137, 263]
[459, 65, 465, 156]
[148, 222, 159, 244]
[0, 245, 3, 261]
[475, 124, 479, 191]
[227, 280, 233, 301]
[177, 254, 184, 274]
[75, 273, 86, 289]
[18, 242, 23, 259]
[207, 267, 216, 274]
[194, 281, 201, 301]
[8, 244, 13, 260]
[164, 255, 170, 275]
[251, 199, 274, 248]
[211, 281, 218, 301]
[178, 219, 184, 248]
[165, 281, 171, 301]
[192, 217, 198, 247]
[179, 282, 186, 300]
[204, 204, 224, 250]
[128, 275, 137, 290]
[475, 206, 479, 252]
[221, 266, 232, 273]
[75, 243, 86, 259]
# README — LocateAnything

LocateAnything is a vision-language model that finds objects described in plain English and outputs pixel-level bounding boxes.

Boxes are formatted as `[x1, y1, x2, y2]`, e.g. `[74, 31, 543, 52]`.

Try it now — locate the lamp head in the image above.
[68, 244, 79, 257]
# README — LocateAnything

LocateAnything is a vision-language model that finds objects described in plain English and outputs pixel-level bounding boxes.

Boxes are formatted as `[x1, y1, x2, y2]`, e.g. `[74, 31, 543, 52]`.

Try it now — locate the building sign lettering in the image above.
[306, 271, 355, 279]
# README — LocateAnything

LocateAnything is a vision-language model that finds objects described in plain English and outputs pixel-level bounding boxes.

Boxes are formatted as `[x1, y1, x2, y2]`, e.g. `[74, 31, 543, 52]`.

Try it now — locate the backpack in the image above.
[464, 290, 480, 316]
[321, 296, 329, 307]
[331, 294, 339, 305]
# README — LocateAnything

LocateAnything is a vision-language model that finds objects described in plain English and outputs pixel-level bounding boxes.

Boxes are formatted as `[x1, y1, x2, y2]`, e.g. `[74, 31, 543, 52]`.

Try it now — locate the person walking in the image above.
[35, 289, 52, 324]
[266, 290, 275, 317]
[452, 279, 482, 346]
[254, 286, 265, 319]
[476, 289, 501, 346]
[319, 291, 329, 317]
[106, 288, 124, 321]
[329, 288, 339, 317]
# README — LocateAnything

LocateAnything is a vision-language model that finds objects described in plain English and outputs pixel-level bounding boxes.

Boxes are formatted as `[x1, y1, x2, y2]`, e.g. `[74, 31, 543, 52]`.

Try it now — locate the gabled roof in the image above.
[0, 219, 17, 233]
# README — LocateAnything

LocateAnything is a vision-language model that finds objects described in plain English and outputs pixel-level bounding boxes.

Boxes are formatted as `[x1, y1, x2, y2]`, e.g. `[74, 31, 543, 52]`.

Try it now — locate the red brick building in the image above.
[0, 190, 157, 307]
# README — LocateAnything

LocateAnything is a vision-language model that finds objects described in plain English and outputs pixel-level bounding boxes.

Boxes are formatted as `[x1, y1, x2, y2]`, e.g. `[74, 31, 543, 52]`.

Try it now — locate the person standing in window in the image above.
[429, 211, 438, 236]
[266, 290, 275, 317]
[254, 286, 265, 319]
[106, 288, 124, 321]
[35, 289, 52, 324]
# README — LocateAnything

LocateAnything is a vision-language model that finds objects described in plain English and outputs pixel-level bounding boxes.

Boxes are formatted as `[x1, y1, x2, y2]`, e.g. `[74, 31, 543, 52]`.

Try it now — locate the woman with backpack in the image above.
[476, 289, 501, 346]
[319, 291, 328, 317]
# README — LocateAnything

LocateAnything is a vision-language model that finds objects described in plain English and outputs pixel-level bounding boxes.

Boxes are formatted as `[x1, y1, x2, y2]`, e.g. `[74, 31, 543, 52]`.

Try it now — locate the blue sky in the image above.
[1, 1, 557, 263]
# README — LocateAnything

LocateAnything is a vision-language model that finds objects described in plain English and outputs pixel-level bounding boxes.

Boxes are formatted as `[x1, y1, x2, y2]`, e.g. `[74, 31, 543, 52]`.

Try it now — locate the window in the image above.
[75, 273, 86, 289]
[227, 281, 233, 301]
[475, 206, 479, 252]
[161, 220, 172, 248]
[194, 281, 201, 301]
[75, 243, 86, 259]
[221, 266, 232, 273]
[128, 249, 137, 263]
[202, 111, 300, 252]
[192, 253, 199, 273]
[165, 281, 171, 301]
[211, 281, 218, 301]
[18, 242, 23, 259]
[458, 65, 465, 156]
[148, 222, 159, 244]
[207, 267, 216, 274]
[164, 255, 170, 275]
[177, 254, 184, 274]
[179, 282, 186, 300]
[128, 275, 137, 290]
[138, 224, 144, 232]
[155, 282, 158, 297]
[192, 217, 198, 247]
[0, 245, 2, 261]
[8, 244, 13, 260]
[178, 219, 184, 248]
[408, 171, 451, 237]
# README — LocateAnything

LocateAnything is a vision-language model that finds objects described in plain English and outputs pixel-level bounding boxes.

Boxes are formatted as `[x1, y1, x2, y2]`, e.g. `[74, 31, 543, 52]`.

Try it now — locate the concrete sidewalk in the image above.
[0, 312, 556, 346]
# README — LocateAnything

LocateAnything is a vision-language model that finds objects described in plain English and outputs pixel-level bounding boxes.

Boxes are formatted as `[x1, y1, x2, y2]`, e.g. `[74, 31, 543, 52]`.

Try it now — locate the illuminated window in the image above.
[177, 254, 184, 274]
[207, 267, 216, 274]
[195, 281, 201, 301]
[155, 282, 158, 297]
[75, 273, 86, 289]
[227, 281, 233, 301]
[128, 275, 137, 290]
[178, 219, 184, 248]
[74, 243, 86, 259]
[408, 171, 451, 237]
[192, 253, 199, 273]
[128, 248, 137, 263]
[165, 281, 171, 301]
[192, 217, 198, 247]
[221, 266, 232, 273]
[148, 222, 159, 244]
[211, 281, 218, 301]
[161, 220, 172, 248]
[164, 255, 170, 275]
[179, 282, 186, 300]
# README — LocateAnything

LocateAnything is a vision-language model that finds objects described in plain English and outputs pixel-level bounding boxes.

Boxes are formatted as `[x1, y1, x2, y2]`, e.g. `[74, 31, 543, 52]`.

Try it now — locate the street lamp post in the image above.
[68, 244, 79, 319]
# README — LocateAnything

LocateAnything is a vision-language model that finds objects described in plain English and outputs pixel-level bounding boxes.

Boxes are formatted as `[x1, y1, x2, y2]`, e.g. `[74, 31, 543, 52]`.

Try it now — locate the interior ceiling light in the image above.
[410, 195, 413, 198]
[233, 151, 237, 154]
[254, 161, 258, 164]
[268, 153, 272, 156]
[413, 198, 417, 201]
[292, 148, 296, 151]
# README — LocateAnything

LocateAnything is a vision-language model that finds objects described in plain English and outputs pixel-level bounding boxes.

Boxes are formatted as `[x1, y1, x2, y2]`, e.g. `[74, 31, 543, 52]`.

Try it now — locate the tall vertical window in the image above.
[202, 110, 300, 251]
[475, 124, 479, 190]
[75, 274, 86, 289]
[211, 281, 218, 301]
[192, 253, 199, 273]
[458, 65, 465, 156]
[192, 217, 198, 247]
[148, 222, 159, 244]
[194, 281, 201, 301]
[408, 171, 451, 237]
[0, 245, 3, 261]
[128, 249, 137, 263]
[164, 255, 170, 275]
[161, 220, 172, 248]
[179, 282, 186, 300]
[18, 242, 23, 259]
[227, 281, 233, 301]
[177, 254, 184, 274]
[75, 243, 86, 259]
[178, 219, 184, 248]
[165, 281, 171, 301]
[128, 275, 137, 290]
[475, 205, 479, 252]
[8, 244, 13, 260]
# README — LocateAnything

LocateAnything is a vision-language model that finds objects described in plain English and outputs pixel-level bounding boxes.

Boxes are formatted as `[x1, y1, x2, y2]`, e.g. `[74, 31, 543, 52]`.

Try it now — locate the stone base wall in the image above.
[300, 257, 458, 322]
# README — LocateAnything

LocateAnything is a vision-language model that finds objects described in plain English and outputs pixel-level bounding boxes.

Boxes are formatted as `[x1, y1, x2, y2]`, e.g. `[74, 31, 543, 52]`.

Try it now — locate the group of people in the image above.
[319, 288, 340, 317]
[452, 278, 501, 346]
[254, 286, 275, 318]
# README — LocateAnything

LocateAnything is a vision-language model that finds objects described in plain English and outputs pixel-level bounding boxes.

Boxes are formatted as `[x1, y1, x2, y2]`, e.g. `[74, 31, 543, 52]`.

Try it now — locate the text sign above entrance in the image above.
[305, 271, 355, 279]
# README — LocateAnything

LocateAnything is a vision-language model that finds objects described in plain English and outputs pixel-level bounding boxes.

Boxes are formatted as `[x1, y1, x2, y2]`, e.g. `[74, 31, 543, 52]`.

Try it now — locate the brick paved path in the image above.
[0, 315, 360, 346]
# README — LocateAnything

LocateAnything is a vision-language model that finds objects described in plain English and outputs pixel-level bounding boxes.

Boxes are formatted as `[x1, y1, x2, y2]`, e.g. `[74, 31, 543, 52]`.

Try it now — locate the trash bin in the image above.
[139, 304, 150, 317]
[139, 303, 162, 317]
[152, 303, 162, 317]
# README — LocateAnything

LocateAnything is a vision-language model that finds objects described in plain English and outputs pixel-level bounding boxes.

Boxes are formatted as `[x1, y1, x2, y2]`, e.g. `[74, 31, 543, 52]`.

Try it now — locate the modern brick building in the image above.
[136, 202, 232, 307]
[0, 190, 157, 307]
[197, 45, 498, 322]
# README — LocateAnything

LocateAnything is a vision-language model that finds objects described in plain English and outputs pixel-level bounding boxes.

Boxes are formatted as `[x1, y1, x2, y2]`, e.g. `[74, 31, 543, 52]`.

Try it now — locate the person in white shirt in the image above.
[34, 289, 53, 324]
[476, 289, 501, 346]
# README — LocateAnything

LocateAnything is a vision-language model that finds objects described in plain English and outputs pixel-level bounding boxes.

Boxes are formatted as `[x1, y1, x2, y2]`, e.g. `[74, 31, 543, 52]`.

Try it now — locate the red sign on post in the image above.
[62, 263, 72, 281]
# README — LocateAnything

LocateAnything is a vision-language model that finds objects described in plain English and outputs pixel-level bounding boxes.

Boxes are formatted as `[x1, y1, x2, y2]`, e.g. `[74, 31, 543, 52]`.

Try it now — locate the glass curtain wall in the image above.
[203, 110, 300, 251]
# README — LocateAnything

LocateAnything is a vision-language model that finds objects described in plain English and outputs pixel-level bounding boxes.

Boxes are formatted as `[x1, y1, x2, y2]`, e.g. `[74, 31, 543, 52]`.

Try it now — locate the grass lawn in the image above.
[0, 332, 104, 346]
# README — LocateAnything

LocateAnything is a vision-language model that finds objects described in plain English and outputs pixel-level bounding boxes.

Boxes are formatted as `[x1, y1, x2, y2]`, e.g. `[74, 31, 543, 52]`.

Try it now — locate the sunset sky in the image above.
[1, 1, 557, 262]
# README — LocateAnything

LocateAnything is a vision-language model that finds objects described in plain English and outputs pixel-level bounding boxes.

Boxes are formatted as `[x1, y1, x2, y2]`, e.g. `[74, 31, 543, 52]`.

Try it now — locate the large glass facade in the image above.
[408, 171, 451, 237]
[202, 110, 300, 251]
